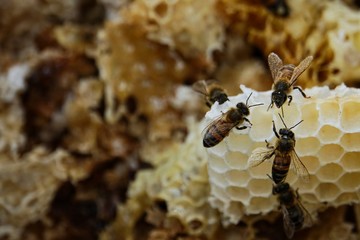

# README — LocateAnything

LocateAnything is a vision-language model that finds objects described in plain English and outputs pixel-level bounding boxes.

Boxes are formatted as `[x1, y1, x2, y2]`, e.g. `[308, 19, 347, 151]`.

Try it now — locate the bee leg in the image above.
[295, 188, 301, 200]
[293, 86, 311, 99]
[267, 101, 273, 111]
[265, 140, 275, 149]
[244, 117, 253, 126]
[236, 126, 248, 130]
[272, 121, 280, 139]
[287, 95, 293, 106]
[206, 100, 212, 108]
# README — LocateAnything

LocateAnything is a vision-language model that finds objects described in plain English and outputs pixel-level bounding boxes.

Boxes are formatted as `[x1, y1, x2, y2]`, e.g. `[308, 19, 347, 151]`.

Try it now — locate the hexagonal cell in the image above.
[211, 184, 230, 203]
[295, 137, 321, 156]
[317, 144, 344, 164]
[340, 152, 360, 172]
[247, 178, 272, 197]
[207, 139, 228, 157]
[208, 197, 224, 211]
[318, 125, 342, 144]
[299, 193, 319, 204]
[275, 103, 302, 128]
[170, 197, 193, 211]
[297, 103, 320, 137]
[293, 175, 319, 192]
[225, 201, 245, 223]
[248, 160, 272, 179]
[340, 100, 360, 132]
[224, 169, 251, 187]
[225, 151, 248, 170]
[315, 183, 341, 202]
[208, 167, 228, 188]
[335, 192, 359, 206]
[208, 154, 230, 173]
[300, 156, 320, 174]
[318, 100, 340, 125]
[225, 186, 250, 203]
[340, 133, 360, 151]
[337, 172, 360, 191]
[251, 140, 268, 151]
[186, 215, 206, 234]
[247, 196, 276, 214]
[248, 107, 273, 142]
[226, 133, 253, 154]
[316, 163, 344, 182]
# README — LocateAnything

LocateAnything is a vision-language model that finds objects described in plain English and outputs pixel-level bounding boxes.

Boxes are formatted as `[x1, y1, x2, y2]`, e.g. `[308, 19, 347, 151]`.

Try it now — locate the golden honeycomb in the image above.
[121, 0, 225, 63]
[102, 119, 220, 239]
[2, 0, 360, 239]
[0, 147, 86, 239]
[219, 0, 360, 88]
[205, 84, 360, 224]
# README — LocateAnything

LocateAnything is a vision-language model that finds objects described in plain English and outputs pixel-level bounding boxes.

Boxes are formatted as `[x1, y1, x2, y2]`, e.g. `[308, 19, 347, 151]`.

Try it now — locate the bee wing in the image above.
[281, 205, 296, 239]
[192, 80, 210, 96]
[248, 147, 275, 168]
[203, 79, 219, 85]
[295, 193, 314, 228]
[289, 56, 313, 86]
[268, 52, 283, 81]
[290, 150, 310, 182]
[298, 201, 314, 228]
[202, 113, 236, 136]
[202, 113, 222, 135]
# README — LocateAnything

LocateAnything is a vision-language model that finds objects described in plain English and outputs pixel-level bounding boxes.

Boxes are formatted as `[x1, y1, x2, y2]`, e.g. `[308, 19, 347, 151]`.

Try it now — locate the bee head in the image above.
[279, 128, 294, 139]
[236, 102, 250, 116]
[271, 90, 287, 108]
[273, 182, 290, 194]
[216, 92, 229, 104]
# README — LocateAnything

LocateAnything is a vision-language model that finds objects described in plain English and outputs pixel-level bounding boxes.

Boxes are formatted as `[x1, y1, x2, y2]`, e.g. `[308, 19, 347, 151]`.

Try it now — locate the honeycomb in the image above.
[205, 84, 360, 224]
[219, 0, 360, 88]
[0, 64, 28, 158]
[0, 147, 86, 239]
[121, 0, 225, 63]
[2, 0, 360, 239]
[102, 119, 220, 239]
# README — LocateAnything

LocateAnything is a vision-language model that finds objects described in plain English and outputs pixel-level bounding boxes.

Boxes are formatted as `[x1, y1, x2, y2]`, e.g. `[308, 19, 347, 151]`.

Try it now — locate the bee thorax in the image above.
[278, 139, 294, 152]
[227, 109, 243, 122]
[274, 80, 290, 91]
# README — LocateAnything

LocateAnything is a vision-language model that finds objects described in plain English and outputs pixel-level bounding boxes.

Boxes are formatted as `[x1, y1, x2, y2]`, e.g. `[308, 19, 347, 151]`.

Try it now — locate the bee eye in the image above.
[236, 103, 243, 108]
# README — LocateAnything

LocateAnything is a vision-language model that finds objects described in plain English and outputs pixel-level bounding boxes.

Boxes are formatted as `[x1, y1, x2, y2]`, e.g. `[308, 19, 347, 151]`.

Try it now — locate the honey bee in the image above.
[271, 179, 312, 238]
[262, 0, 290, 17]
[203, 93, 263, 148]
[268, 53, 313, 116]
[249, 114, 309, 183]
[192, 79, 229, 108]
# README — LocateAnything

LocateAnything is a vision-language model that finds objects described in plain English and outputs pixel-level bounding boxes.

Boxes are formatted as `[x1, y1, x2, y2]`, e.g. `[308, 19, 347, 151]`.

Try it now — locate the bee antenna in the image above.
[267, 102, 272, 111]
[266, 174, 277, 186]
[245, 92, 253, 106]
[289, 119, 304, 130]
[248, 102, 264, 108]
[278, 113, 288, 128]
